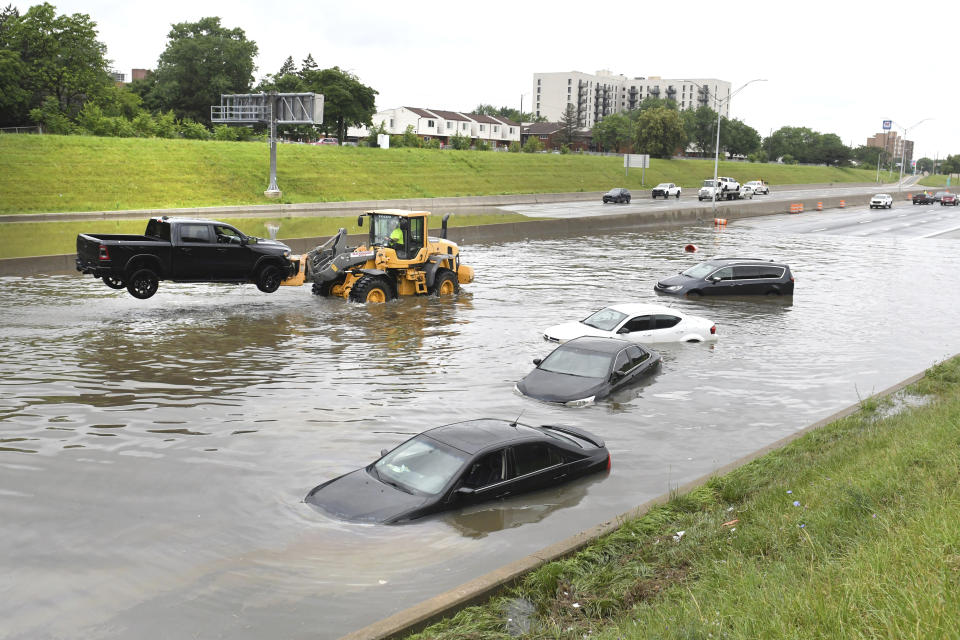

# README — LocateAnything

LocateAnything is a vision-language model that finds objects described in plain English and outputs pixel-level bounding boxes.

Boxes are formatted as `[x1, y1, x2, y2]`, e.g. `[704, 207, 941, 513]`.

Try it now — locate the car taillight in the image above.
[710, 324, 716, 335]
[606, 453, 611, 471]
[98, 245, 110, 261]
[790, 276, 795, 282]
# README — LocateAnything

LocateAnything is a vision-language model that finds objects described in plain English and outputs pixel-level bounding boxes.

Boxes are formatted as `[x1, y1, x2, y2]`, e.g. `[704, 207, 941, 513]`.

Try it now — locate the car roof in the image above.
[425, 419, 543, 454]
[702, 256, 785, 266]
[364, 209, 431, 217]
[603, 302, 685, 317]
[561, 336, 633, 353]
[153, 216, 232, 225]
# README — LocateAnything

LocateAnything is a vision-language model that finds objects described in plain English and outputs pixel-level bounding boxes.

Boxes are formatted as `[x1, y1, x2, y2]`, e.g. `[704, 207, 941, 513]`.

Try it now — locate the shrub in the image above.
[180, 119, 211, 140]
[522, 136, 544, 153]
[132, 111, 158, 138]
[474, 139, 490, 151]
[560, 144, 571, 154]
[508, 141, 521, 152]
[422, 138, 441, 149]
[450, 131, 472, 150]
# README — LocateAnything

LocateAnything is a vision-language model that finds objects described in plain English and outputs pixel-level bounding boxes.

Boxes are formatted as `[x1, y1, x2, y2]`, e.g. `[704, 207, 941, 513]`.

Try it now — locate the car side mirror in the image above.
[357, 215, 364, 228]
[380, 448, 389, 458]
[617, 327, 629, 334]
[456, 486, 475, 495]
[533, 358, 542, 366]
[710, 276, 721, 282]
[240, 237, 248, 246]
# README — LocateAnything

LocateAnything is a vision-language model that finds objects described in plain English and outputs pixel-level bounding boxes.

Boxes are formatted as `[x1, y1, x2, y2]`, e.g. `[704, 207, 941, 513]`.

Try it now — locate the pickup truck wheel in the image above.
[256, 265, 282, 293]
[126, 269, 159, 299]
[103, 275, 125, 289]
[432, 269, 459, 296]
[349, 275, 394, 303]
[676, 192, 680, 198]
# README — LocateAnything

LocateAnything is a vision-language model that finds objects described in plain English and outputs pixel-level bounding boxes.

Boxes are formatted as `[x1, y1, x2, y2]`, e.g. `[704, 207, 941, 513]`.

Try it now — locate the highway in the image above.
[740, 201, 960, 240]
[496, 179, 923, 219]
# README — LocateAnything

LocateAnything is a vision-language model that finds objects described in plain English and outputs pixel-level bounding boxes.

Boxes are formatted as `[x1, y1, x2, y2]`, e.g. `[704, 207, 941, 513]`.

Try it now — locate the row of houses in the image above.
[347, 107, 594, 151]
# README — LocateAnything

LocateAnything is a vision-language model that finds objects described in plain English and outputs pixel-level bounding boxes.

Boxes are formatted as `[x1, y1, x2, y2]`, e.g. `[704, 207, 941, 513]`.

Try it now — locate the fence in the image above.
[0, 126, 42, 134]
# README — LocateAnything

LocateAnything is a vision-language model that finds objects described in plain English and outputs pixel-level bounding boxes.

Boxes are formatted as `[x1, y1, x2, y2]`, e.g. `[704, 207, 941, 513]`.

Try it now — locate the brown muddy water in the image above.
[2, 224, 959, 639]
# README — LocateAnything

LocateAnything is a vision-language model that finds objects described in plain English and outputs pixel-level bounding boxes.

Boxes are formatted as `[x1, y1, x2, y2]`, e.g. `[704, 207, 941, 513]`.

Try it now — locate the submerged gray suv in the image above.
[654, 257, 795, 297]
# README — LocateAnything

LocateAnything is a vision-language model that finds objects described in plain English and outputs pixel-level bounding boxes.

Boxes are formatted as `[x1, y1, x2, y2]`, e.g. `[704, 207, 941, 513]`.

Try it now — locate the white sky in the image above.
[19, 0, 958, 161]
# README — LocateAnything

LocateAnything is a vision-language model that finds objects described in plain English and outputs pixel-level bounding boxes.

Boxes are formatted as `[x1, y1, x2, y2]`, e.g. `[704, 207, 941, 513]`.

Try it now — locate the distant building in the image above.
[108, 70, 125, 83]
[131, 69, 150, 82]
[533, 70, 731, 128]
[520, 122, 592, 152]
[349, 107, 521, 148]
[867, 131, 914, 167]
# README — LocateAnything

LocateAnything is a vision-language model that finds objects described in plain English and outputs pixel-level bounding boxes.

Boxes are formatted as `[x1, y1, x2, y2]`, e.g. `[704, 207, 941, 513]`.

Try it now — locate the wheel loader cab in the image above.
[364, 212, 426, 262]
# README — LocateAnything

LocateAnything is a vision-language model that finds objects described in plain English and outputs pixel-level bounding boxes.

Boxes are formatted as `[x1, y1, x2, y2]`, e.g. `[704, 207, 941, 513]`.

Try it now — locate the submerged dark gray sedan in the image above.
[305, 419, 610, 524]
[516, 336, 661, 406]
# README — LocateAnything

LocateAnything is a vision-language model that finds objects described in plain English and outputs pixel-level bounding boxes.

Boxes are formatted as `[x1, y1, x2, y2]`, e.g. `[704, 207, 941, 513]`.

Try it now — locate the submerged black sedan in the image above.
[516, 336, 660, 406]
[304, 419, 610, 524]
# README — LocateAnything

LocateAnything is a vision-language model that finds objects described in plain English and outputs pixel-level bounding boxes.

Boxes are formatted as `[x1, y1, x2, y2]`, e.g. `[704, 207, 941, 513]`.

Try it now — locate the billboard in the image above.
[882, 120, 892, 130]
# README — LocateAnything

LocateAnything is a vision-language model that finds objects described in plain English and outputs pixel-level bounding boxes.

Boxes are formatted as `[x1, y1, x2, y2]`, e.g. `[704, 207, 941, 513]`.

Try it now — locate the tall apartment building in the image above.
[866, 131, 914, 167]
[532, 70, 731, 128]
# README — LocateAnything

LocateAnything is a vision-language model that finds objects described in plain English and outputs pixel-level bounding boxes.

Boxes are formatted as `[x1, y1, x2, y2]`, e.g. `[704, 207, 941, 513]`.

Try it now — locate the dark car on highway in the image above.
[602, 188, 631, 204]
[933, 191, 951, 203]
[941, 193, 958, 206]
[655, 257, 795, 297]
[516, 337, 660, 406]
[912, 192, 936, 205]
[304, 419, 610, 524]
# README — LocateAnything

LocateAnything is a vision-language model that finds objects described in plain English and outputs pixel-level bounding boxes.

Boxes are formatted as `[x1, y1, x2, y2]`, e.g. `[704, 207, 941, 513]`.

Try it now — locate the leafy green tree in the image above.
[474, 139, 490, 151]
[1, 3, 112, 126]
[277, 56, 296, 77]
[853, 145, 882, 168]
[422, 138, 441, 149]
[682, 105, 718, 156]
[637, 96, 678, 112]
[300, 54, 318, 75]
[557, 104, 579, 146]
[180, 119, 211, 139]
[365, 120, 387, 147]
[147, 17, 257, 124]
[400, 124, 420, 148]
[634, 106, 687, 158]
[941, 154, 960, 174]
[508, 141, 521, 152]
[915, 157, 933, 173]
[522, 136, 543, 153]
[472, 104, 541, 123]
[591, 112, 634, 152]
[299, 66, 377, 142]
[763, 126, 819, 163]
[450, 130, 471, 150]
[815, 133, 850, 166]
[28, 96, 76, 133]
[722, 118, 761, 157]
[748, 150, 768, 163]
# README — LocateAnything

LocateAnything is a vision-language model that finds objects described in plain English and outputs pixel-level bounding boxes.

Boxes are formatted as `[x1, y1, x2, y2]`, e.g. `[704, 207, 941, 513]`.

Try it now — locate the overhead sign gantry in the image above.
[211, 92, 324, 197]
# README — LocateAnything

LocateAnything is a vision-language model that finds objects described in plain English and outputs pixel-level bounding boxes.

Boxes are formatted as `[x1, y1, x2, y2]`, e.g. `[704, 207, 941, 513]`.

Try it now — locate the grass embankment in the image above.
[918, 174, 959, 188]
[407, 357, 960, 640]
[0, 135, 880, 215]
[0, 213, 528, 259]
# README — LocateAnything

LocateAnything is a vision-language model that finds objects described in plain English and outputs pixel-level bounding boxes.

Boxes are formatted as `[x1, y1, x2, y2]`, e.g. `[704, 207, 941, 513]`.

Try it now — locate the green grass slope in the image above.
[1, 135, 880, 215]
[406, 357, 960, 640]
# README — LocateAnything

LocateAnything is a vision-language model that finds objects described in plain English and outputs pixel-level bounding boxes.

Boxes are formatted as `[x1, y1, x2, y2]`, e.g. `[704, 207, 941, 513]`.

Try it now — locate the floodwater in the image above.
[2, 222, 959, 639]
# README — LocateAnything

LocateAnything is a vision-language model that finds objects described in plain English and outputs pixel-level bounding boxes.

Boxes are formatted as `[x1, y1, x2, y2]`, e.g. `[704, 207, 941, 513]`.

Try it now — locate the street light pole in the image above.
[892, 118, 931, 191]
[686, 78, 767, 215]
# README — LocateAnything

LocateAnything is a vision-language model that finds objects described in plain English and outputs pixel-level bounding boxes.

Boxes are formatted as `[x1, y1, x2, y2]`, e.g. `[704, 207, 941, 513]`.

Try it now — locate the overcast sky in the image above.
[19, 0, 958, 162]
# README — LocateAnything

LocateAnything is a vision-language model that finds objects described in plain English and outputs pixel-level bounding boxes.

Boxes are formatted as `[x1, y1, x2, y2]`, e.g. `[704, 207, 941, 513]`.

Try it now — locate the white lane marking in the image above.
[811, 227, 828, 232]
[921, 224, 960, 238]
[858, 220, 869, 224]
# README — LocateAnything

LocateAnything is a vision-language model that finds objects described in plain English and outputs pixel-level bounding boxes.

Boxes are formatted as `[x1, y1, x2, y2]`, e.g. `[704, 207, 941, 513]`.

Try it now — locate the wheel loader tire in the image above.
[256, 265, 282, 293]
[312, 277, 345, 297]
[103, 275, 125, 289]
[126, 268, 159, 299]
[432, 269, 460, 296]
[349, 275, 394, 303]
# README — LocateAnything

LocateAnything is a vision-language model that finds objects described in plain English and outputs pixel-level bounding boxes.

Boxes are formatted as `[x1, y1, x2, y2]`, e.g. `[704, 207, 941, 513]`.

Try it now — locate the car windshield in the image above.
[655, 183, 669, 189]
[373, 436, 467, 496]
[582, 308, 627, 331]
[702, 180, 716, 187]
[539, 345, 612, 378]
[874, 194, 890, 198]
[681, 262, 718, 278]
[606, 189, 622, 196]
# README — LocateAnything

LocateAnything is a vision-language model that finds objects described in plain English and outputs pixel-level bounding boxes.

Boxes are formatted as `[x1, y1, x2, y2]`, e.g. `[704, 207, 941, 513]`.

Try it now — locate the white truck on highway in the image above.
[698, 176, 742, 201]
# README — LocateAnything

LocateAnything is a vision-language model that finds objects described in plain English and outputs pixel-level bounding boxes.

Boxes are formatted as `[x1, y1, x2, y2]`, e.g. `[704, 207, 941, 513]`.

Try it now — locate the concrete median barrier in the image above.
[0, 193, 877, 277]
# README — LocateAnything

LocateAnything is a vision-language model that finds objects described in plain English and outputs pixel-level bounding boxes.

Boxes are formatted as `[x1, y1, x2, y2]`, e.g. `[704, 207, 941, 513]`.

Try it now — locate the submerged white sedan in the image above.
[542, 303, 718, 345]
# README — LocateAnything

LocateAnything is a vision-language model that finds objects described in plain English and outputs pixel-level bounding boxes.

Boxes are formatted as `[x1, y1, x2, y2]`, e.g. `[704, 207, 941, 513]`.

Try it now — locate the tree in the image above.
[815, 133, 850, 166]
[682, 105, 718, 156]
[637, 96, 678, 112]
[147, 17, 257, 124]
[300, 54, 318, 75]
[763, 126, 818, 163]
[449, 130, 471, 150]
[634, 106, 686, 159]
[557, 104, 579, 146]
[299, 66, 377, 143]
[591, 112, 634, 152]
[277, 56, 296, 77]
[722, 118, 761, 157]
[522, 136, 543, 153]
[471, 104, 541, 123]
[1, 3, 112, 126]
[916, 157, 933, 173]
[853, 145, 882, 168]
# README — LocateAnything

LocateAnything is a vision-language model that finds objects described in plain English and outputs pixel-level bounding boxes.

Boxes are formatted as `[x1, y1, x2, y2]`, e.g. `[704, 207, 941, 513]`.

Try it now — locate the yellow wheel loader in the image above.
[297, 210, 474, 303]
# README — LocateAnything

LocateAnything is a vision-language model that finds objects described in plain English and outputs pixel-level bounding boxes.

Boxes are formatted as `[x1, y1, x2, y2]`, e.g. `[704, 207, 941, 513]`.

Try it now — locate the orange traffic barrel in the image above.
[713, 218, 727, 228]
[839, 200, 846, 208]
[789, 203, 803, 214]
[817, 201, 823, 211]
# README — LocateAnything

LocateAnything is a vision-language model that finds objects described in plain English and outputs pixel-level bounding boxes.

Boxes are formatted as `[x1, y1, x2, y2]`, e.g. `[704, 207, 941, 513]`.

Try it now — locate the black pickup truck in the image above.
[76, 217, 298, 299]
